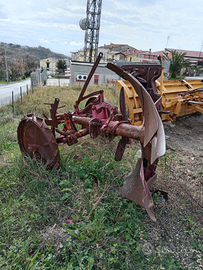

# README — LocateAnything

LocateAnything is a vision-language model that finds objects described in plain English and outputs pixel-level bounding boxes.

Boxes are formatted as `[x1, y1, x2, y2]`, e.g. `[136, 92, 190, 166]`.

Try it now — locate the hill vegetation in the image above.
[0, 42, 69, 82]
[0, 42, 68, 61]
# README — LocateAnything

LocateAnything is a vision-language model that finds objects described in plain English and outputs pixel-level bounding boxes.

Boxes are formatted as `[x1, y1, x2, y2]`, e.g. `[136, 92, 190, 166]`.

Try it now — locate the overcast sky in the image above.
[0, 0, 203, 57]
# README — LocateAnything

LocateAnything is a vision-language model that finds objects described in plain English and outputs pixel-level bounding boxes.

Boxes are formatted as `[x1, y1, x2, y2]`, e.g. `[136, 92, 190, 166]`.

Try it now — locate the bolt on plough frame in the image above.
[17, 53, 166, 221]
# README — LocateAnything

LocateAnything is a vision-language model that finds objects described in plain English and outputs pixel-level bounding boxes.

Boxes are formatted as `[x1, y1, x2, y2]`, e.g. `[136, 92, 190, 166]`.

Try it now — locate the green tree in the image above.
[163, 50, 191, 78]
[56, 59, 67, 73]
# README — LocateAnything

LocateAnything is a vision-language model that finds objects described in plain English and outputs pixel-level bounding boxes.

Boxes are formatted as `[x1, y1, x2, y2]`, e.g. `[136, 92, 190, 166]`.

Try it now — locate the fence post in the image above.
[12, 91, 14, 114]
[32, 82, 34, 94]
[26, 84, 28, 95]
[20, 86, 22, 104]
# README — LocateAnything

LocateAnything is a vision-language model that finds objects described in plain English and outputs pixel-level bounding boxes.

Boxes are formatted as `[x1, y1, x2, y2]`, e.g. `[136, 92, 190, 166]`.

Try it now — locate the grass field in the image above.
[0, 84, 202, 269]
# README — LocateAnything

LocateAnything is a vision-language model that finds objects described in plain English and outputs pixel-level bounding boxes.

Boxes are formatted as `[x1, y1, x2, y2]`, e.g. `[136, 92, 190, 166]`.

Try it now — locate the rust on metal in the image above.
[17, 52, 166, 221]
[120, 64, 162, 104]
[75, 52, 103, 111]
[17, 114, 60, 169]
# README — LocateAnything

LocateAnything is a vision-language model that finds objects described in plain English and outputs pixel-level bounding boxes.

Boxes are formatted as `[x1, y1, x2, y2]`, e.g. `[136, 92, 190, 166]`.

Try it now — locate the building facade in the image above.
[70, 61, 120, 86]
[40, 58, 57, 75]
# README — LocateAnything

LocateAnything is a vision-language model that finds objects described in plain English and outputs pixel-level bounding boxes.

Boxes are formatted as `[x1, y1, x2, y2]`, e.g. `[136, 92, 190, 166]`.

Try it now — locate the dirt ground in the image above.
[141, 112, 203, 269]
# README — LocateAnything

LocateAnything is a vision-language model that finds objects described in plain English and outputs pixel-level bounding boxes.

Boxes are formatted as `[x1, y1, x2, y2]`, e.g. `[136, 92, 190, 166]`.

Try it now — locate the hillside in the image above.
[0, 42, 70, 81]
[0, 42, 69, 61]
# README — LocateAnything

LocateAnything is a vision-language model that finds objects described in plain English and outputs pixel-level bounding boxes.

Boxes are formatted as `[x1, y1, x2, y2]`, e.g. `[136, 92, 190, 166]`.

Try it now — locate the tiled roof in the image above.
[151, 50, 164, 56]
[120, 49, 149, 56]
[110, 51, 123, 55]
[99, 43, 128, 49]
[165, 48, 202, 58]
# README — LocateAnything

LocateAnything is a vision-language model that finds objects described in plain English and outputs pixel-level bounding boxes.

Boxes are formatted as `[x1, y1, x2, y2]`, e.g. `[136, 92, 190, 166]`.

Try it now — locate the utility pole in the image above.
[21, 58, 24, 77]
[166, 36, 170, 49]
[4, 44, 9, 84]
[198, 42, 203, 63]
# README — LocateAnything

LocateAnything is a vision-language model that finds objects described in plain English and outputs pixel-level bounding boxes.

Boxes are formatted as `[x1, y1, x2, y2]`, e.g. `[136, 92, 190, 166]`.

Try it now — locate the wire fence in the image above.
[0, 81, 34, 114]
[11, 83, 35, 113]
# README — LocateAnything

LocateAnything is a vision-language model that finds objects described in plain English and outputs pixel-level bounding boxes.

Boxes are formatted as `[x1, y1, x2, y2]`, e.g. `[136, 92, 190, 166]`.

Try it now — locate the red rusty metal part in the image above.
[17, 114, 60, 169]
[115, 137, 129, 161]
[89, 118, 102, 138]
[75, 52, 103, 112]
[72, 115, 145, 140]
[56, 127, 89, 146]
[106, 63, 165, 221]
[120, 64, 162, 104]
[120, 157, 156, 221]
[107, 63, 165, 160]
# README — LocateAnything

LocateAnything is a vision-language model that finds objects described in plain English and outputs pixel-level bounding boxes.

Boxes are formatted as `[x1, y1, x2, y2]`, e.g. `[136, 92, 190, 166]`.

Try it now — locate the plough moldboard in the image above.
[17, 53, 166, 221]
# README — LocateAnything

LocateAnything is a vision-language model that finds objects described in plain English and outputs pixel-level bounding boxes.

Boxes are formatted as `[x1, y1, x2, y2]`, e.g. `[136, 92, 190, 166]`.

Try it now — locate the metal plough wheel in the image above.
[17, 114, 60, 169]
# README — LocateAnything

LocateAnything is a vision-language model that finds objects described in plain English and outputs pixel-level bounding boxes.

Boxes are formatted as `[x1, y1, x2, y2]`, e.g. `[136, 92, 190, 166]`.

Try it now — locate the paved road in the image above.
[0, 79, 31, 107]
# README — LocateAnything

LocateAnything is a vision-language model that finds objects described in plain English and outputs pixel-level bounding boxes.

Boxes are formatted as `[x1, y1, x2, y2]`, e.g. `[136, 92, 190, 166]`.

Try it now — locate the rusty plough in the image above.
[17, 53, 166, 221]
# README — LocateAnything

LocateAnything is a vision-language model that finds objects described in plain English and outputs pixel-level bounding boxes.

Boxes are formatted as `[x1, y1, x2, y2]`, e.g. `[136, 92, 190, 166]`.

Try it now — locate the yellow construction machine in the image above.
[116, 62, 203, 124]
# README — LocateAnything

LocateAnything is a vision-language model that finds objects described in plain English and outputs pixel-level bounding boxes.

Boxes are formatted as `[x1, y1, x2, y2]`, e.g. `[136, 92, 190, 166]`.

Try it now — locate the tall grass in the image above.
[3, 84, 120, 118]
[0, 84, 199, 269]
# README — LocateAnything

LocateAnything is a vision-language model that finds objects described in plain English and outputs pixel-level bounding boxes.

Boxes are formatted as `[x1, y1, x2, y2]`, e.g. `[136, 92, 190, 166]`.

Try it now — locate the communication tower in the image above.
[79, 0, 102, 62]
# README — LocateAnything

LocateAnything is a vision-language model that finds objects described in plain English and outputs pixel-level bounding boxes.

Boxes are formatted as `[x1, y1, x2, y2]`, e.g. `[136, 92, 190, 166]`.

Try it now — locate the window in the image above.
[94, 75, 99, 85]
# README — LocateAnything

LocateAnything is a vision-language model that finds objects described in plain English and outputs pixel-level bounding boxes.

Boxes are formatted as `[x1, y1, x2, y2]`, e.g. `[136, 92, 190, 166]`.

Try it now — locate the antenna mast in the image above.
[81, 0, 102, 63]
